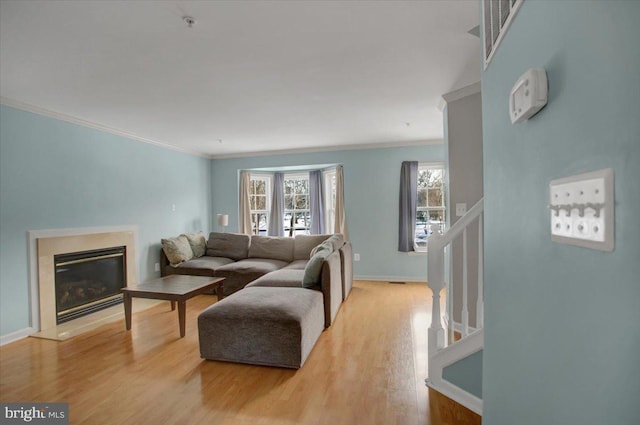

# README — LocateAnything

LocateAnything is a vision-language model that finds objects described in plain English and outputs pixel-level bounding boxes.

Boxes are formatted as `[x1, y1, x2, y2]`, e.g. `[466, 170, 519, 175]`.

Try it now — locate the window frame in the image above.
[414, 162, 447, 252]
[248, 173, 272, 235]
[323, 168, 337, 233]
[283, 172, 311, 236]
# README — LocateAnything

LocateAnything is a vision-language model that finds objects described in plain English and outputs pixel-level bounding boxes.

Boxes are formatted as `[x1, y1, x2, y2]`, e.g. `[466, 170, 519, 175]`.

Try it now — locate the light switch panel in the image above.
[455, 203, 467, 217]
[549, 168, 614, 251]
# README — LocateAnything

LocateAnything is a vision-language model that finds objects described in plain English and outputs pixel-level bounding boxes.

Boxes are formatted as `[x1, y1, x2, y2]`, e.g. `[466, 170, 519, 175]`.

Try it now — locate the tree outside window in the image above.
[415, 164, 446, 251]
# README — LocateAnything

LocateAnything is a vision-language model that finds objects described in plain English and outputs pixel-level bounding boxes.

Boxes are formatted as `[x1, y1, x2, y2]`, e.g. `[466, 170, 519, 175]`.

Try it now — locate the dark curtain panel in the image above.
[398, 161, 418, 252]
[268, 172, 284, 236]
[309, 170, 325, 234]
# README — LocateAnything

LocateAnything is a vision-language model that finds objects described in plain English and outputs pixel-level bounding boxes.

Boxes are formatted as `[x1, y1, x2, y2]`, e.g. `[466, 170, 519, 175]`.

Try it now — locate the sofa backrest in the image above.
[206, 232, 250, 260]
[248, 235, 295, 262]
[293, 234, 331, 260]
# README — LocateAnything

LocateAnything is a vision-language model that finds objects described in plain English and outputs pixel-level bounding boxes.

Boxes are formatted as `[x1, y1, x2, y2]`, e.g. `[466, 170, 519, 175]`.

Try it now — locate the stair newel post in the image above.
[427, 232, 446, 365]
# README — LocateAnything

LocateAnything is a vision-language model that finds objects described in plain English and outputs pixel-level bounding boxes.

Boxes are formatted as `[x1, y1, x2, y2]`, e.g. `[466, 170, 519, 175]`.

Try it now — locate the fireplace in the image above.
[54, 246, 127, 324]
[29, 226, 138, 338]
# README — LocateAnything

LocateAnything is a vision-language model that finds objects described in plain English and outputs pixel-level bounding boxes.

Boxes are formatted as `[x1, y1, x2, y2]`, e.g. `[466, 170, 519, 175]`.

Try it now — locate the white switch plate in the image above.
[549, 168, 614, 251]
[455, 203, 467, 217]
[353, 253, 360, 261]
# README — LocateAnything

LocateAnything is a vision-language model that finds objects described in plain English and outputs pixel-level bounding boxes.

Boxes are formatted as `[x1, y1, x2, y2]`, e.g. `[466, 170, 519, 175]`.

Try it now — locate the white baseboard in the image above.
[427, 329, 484, 415]
[427, 377, 483, 416]
[0, 327, 35, 346]
[355, 275, 426, 283]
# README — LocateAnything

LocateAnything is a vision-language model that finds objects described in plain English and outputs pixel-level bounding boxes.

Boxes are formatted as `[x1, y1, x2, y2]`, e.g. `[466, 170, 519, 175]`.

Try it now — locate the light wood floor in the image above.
[0, 281, 479, 425]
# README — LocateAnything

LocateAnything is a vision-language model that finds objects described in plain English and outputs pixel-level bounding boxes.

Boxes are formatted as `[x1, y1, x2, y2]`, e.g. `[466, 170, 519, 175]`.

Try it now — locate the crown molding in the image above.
[2, 97, 444, 160]
[210, 138, 444, 160]
[0, 97, 209, 159]
[438, 81, 482, 111]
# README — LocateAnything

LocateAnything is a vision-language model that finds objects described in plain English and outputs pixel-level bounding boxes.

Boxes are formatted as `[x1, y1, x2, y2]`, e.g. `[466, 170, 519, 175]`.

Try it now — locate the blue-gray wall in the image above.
[0, 103, 443, 339]
[211, 144, 444, 280]
[442, 350, 483, 399]
[0, 105, 212, 337]
[482, 2, 640, 424]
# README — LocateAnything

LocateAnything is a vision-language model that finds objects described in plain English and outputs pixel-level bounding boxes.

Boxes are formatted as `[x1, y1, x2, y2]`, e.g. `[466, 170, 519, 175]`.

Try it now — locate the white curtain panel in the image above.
[334, 165, 349, 240]
[238, 171, 252, 235]
[268, 172, 285, 236]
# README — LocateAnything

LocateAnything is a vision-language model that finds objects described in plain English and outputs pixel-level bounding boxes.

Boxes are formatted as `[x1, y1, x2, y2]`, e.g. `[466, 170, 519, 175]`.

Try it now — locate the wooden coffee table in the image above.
[121, 275, 225, 337]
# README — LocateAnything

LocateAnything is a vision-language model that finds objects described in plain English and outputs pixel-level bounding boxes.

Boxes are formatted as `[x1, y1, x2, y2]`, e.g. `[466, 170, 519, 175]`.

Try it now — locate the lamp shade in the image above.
[217, 214, 229, 227]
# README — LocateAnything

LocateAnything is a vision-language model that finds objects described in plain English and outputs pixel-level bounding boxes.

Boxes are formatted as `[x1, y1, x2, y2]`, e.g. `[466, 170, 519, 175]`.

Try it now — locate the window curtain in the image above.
[309, 170, 325, 234]
[238, 171, 252, 235]
[334, 165, 349, 240]
[398, 161, 418, 252]
[268, 172, 285, 236]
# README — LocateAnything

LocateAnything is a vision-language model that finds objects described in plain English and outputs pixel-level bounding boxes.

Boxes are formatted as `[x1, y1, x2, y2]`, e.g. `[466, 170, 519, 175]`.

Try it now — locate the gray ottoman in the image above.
[198, 286, 324, 369]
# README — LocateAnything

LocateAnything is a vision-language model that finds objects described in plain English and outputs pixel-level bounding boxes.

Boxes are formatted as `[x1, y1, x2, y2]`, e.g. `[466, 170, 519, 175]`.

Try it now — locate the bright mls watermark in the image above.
[1, 403, 68, 424]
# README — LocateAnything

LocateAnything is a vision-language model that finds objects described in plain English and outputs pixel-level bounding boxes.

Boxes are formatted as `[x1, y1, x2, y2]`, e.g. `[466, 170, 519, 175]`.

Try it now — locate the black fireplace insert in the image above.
[54, 246, 126, 324]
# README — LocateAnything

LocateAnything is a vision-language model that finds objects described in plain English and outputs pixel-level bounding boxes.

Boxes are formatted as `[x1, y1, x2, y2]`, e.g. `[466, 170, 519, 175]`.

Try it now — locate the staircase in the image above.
[426, 198, 484, 416]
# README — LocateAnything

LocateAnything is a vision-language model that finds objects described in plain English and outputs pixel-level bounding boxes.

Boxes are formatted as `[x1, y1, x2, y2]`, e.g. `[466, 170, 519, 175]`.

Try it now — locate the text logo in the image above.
[1, 403, 68, 424]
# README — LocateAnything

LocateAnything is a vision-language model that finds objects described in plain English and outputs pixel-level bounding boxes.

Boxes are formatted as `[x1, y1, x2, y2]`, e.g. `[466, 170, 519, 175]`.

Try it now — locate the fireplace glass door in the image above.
[54, 246, 126, 324]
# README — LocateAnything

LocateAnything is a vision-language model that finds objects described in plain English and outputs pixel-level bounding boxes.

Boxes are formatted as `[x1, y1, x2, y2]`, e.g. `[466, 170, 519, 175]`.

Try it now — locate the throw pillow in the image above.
[325, 234, 345, 251]
[310, 240, 333, 258]
[161, 235, 194, 266]
[302, 245, 331, 288]
[182, 232, 206, 258]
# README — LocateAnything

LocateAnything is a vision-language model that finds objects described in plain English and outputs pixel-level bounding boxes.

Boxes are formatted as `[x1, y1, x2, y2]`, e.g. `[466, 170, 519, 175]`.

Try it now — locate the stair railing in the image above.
[427, 198, 484, 375]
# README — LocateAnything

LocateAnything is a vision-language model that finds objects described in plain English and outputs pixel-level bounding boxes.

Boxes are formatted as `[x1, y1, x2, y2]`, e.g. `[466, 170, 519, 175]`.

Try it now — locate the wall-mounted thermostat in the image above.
[510, 68, 547, 124]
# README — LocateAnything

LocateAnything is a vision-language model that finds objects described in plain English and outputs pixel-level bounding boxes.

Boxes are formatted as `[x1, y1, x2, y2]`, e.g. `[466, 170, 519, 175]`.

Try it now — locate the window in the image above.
[284, 174, 310, 236]
[415, 163, 446, 251]
[249, 174, 271, 235]
[323, 169, 337, 232]
[246, 168, 338, 237]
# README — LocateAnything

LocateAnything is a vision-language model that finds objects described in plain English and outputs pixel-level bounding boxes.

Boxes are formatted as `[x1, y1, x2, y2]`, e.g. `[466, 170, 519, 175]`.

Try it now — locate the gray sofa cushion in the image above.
[246, 269, 305, 288]
[206, 232, 250, 260]
[198, 286, 325, 368]
[283, 259, 307, 270]
[293, 234, 331, 260]
[249, 235, 294, 262]
[176, 256, 234, 271]
[213, 258, 289, 295]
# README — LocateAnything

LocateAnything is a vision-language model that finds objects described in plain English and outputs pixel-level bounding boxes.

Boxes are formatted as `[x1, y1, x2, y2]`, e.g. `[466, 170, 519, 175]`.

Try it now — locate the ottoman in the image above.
[198, 286, 325, 369]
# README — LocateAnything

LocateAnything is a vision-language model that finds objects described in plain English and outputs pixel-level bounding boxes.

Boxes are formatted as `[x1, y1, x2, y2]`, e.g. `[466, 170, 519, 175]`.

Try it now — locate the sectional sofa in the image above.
[160, 232, 353, 368]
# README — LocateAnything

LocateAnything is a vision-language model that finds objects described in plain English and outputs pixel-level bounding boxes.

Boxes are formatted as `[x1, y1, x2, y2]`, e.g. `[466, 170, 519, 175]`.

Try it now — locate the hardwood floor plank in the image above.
[0, 281, 479, 425]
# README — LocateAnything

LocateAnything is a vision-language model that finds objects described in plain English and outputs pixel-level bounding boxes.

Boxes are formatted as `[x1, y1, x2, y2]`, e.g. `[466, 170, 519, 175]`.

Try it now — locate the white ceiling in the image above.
[0, 0, 480, 158]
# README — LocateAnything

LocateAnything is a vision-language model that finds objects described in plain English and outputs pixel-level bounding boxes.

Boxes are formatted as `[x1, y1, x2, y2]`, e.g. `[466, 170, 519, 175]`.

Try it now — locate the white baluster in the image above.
[462, 228, 469, 337]
[427, 233, 446, 362]
[447, 245, 454, 346]
[476, 213, 484, 329]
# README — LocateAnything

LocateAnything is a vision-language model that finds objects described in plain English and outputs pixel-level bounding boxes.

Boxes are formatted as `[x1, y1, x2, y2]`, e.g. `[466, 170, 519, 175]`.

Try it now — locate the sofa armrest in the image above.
[160, 248, 172, 276]
[339, 242, 353, 300]
[320, 250, 342, 328]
